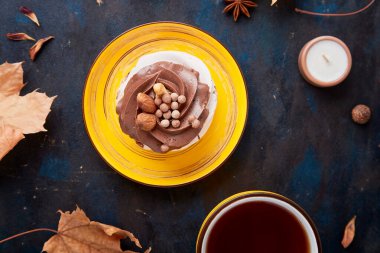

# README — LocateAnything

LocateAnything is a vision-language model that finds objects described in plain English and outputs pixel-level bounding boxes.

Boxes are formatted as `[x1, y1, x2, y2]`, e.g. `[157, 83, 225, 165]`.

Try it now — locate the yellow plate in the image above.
[83, 22, 247, 187]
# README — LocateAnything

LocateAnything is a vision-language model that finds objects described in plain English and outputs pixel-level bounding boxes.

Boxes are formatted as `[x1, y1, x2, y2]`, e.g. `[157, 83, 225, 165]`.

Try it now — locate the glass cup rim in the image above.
[196, 191, 322, 253]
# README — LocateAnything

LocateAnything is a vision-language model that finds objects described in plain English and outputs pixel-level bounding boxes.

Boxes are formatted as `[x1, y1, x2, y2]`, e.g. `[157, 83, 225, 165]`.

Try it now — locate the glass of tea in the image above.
[196, 191, 322, 253]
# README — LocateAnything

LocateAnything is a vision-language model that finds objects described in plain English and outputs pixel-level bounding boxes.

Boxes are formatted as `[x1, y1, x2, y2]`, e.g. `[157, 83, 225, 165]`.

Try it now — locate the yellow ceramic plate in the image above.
[83, 22, 247, 187]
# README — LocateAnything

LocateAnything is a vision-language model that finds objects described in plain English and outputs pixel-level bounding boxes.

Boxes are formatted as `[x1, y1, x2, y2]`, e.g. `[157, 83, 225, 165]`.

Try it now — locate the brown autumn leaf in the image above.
[6, 32, 35, 41]
[29, 36, 54, 61]
[19, 6, 40, 26]
[43, 206, 151, 253]
[0, 62, 24, 96]
[0, 124, 24, 160]
[341, 215, 356, 248]
[0, 62, 56, 160]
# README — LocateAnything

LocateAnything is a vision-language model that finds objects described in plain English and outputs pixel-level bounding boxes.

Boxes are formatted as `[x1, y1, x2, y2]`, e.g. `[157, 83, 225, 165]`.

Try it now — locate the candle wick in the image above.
[322, 54, 331, 63]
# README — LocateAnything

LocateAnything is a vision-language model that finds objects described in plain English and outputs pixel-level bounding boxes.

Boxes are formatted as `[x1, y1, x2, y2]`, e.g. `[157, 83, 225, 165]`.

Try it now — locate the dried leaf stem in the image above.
[295, 0, 375, 17]
[0, 228, 57, 244]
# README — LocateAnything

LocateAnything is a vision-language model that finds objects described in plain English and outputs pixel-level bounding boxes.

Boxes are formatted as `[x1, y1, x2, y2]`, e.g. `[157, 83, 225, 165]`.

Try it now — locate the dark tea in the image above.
[206, 200, 310, 253]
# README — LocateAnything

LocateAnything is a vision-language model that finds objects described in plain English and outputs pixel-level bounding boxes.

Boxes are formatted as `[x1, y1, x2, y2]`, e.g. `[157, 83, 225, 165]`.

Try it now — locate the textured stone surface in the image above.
[0, 0, 379, 252]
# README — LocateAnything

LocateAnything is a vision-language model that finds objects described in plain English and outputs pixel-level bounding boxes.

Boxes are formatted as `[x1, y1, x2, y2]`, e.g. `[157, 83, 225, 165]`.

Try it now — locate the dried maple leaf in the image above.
[0, 124, 24, 160]
[97, 0, 104, 6]
[6, 32, 35, 41]
[43, 206, 149, 253]
[224, 0, 257, 22]
[0, 62, 56, 160]
[341, 215, 356, 248]
[0, 62, 24, 96]
[29, 36, 54, 61]
[19, 6, 40, 26]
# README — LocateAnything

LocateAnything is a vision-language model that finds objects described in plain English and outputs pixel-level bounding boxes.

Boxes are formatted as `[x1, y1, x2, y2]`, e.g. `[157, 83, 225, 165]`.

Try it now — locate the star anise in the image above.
[223, 0, 258, 22]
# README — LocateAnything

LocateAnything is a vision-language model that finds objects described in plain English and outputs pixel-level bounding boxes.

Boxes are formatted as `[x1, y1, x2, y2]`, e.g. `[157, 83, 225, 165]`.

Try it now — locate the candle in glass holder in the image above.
[298, 36, 352, 87]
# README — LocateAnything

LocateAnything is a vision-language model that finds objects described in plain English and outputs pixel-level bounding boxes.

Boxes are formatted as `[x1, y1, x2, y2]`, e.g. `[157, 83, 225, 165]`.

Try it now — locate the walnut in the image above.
[137, 93, 156, 113]
[153, 83, 167, 97]
[352, 104, 371, 124]
[135, 113, 157, 131]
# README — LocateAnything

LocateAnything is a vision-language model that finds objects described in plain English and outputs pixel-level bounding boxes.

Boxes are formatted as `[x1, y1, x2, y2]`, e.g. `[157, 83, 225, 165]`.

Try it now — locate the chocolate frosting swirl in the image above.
[117, 61, 210, 152]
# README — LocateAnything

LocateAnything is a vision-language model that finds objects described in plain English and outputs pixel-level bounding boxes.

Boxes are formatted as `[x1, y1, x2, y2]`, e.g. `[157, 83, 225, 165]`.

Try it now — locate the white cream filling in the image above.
[117, 51, 217, 151]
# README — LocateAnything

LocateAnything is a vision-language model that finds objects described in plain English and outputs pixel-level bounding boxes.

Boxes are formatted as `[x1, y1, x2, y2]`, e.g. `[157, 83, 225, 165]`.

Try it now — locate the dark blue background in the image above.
[0, 0, 379, 252]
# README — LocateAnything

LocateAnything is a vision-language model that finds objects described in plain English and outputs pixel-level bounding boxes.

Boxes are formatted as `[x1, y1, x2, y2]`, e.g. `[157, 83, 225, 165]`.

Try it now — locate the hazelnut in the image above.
[159, 103, 169, 113]
[153, 83, 167, 97]
[137, 93, 156, 113]
[163, 110, 172, 120]
[162, 93, 172, 104]
[154, 97, 162, 106]
[160, 119, 170, 128]
[171, 93, 179, 102]
[160, 144, 170, 153]
[171, 120, 181, 128]
[171, 110, 180, 119]
[171, 102, 179, 110]
[352, 104, 371, 124]
[188, 115, 196, 123]
[135, 113, 156, 131]
[178, 95, 187, 104]
[155, 109, 163, 118]
[191, 119, 201, 129]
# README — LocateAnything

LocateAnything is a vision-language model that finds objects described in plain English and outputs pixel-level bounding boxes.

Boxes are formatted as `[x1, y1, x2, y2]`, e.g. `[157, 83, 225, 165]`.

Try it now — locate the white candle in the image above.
[299, 36, 352, 87]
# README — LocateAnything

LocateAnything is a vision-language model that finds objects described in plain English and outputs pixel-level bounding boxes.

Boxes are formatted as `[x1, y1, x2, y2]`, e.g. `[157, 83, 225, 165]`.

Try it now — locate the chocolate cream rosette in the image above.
[117, 55, 216, 153]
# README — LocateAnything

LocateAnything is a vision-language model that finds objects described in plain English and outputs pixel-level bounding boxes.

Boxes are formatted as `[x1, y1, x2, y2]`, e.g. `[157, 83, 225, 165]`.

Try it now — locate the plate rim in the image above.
[82, 21, 249, 187]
